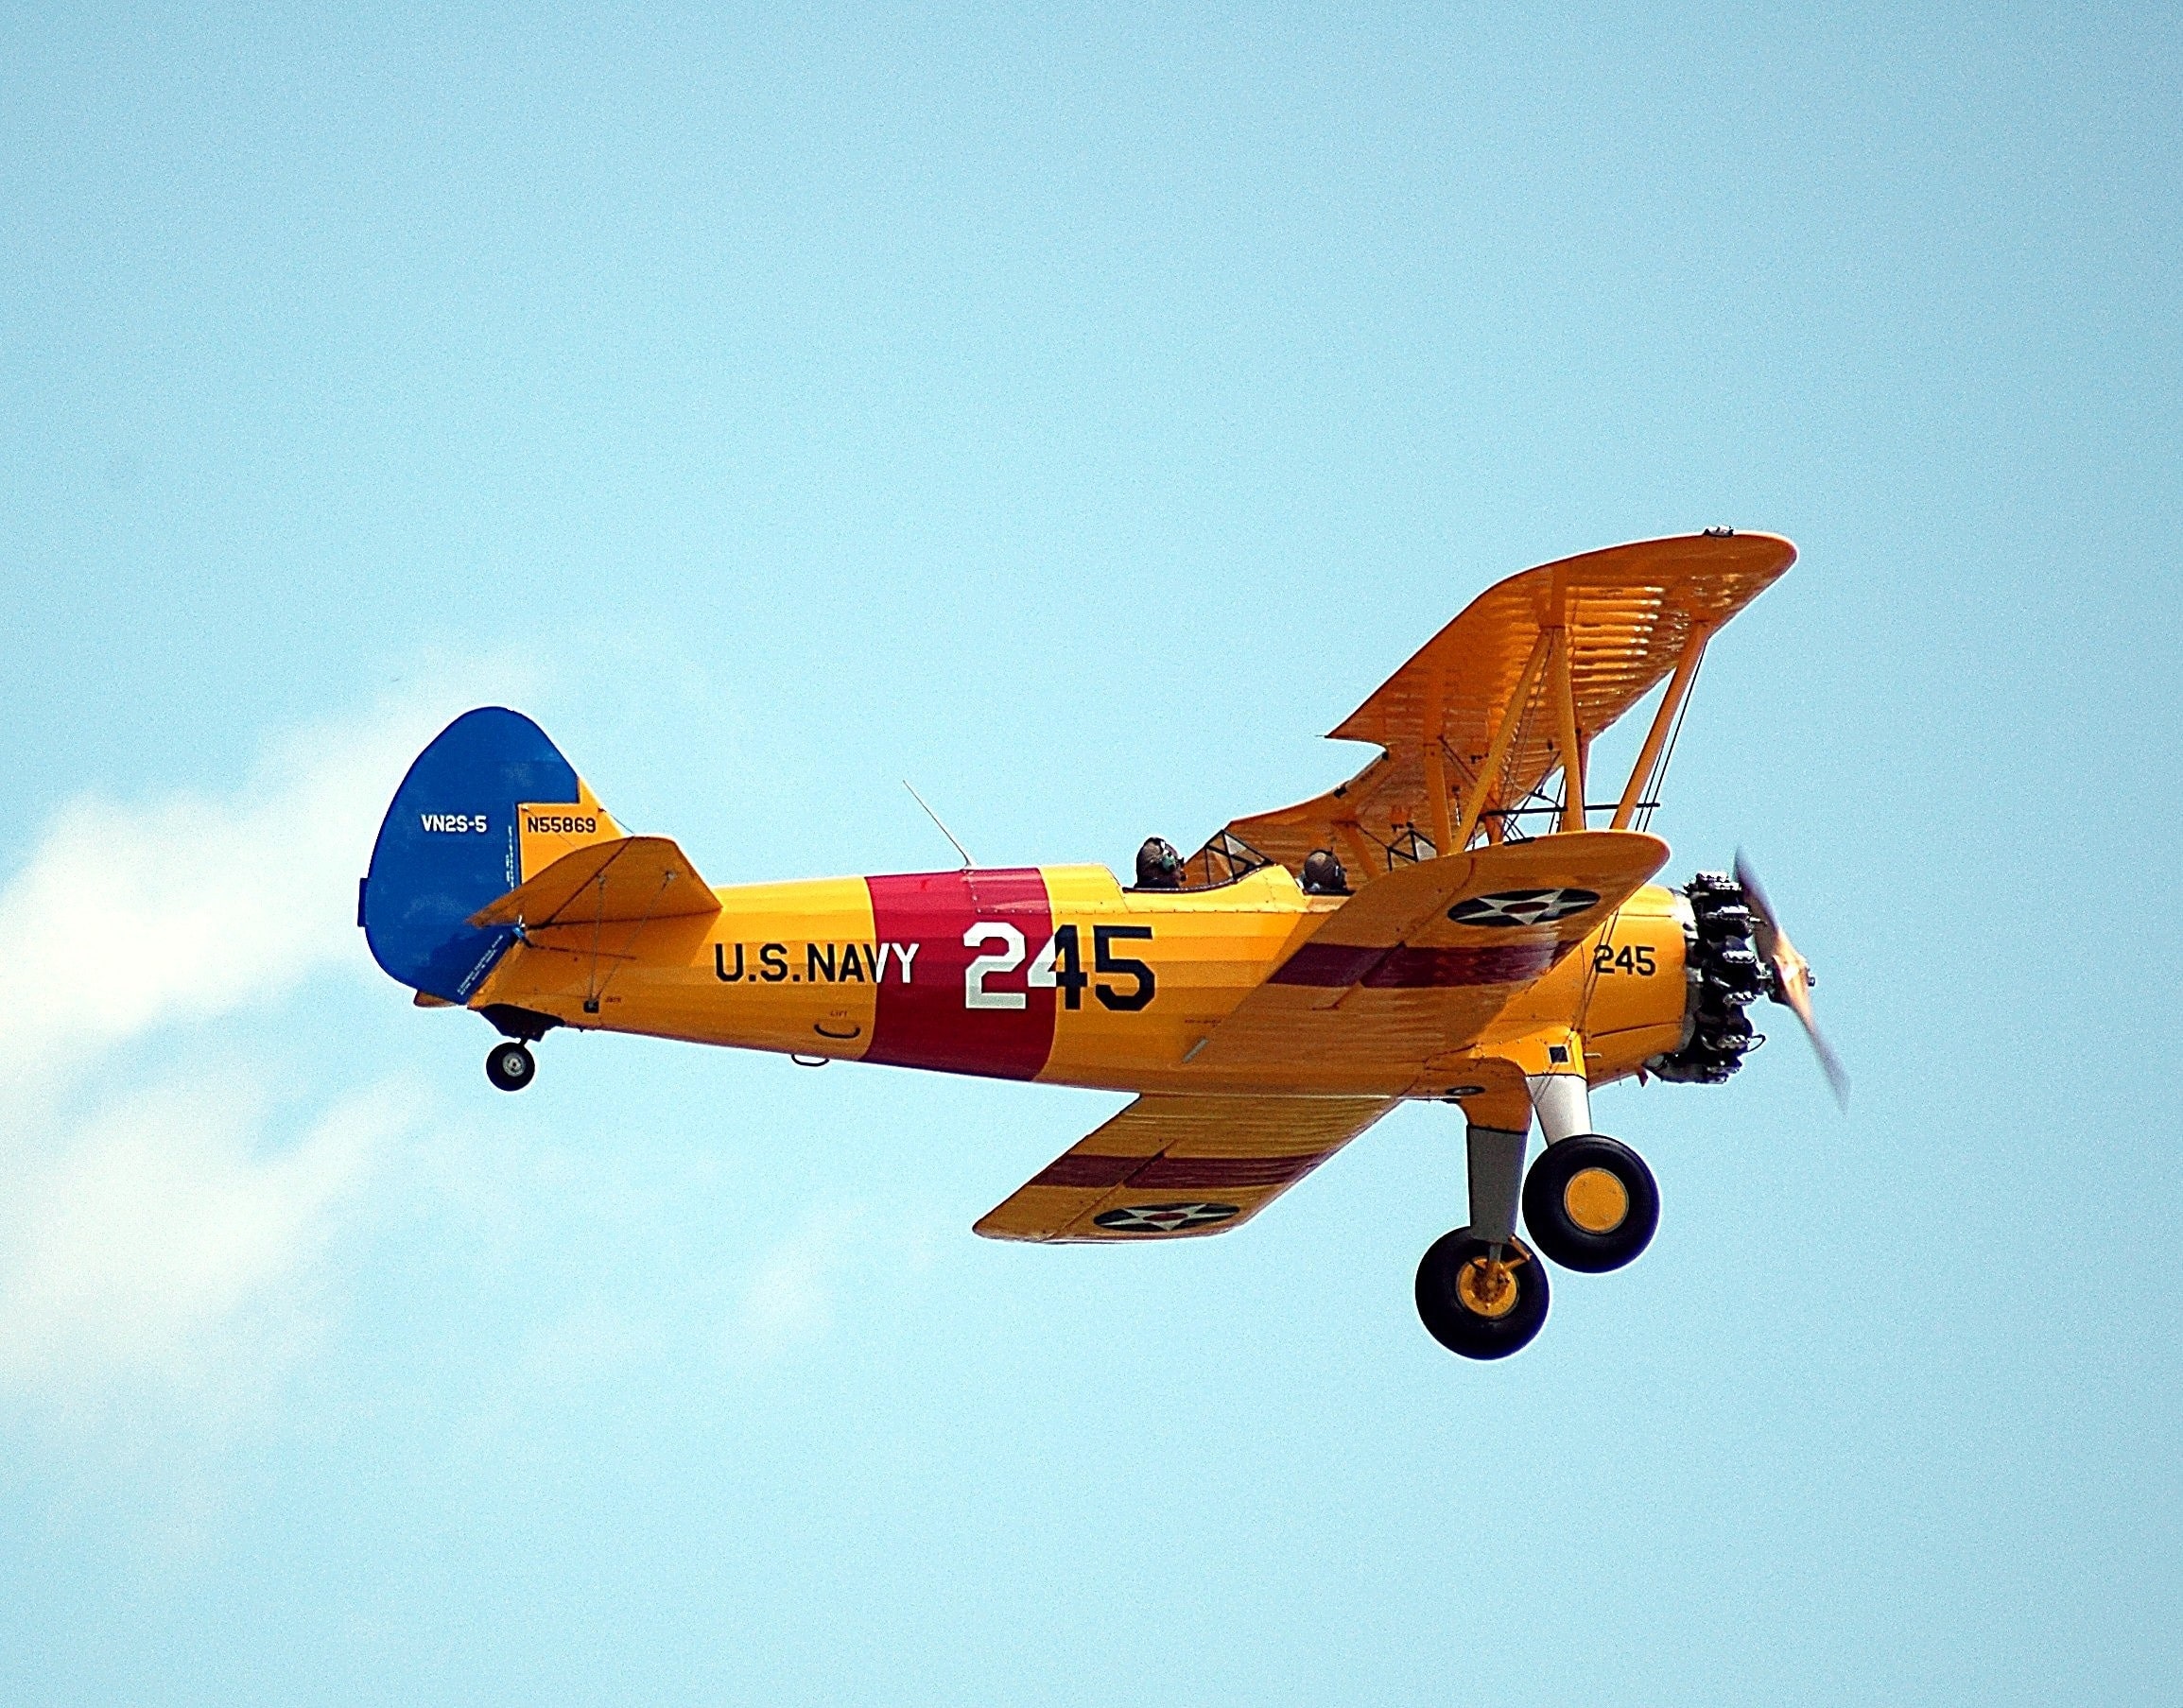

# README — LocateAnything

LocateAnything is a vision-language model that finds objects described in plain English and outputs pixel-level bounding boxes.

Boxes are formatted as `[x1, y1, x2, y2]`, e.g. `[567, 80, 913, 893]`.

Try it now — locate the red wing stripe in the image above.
[1132, 1151, 1329, 1189]
[1360, 942, 1559, 987]
[1273, 939, 1561, 988]
[1269, 941, 1391, 986]
[1031, 1149, 1336, 1191]
[1031, 1152, 1142, 1188]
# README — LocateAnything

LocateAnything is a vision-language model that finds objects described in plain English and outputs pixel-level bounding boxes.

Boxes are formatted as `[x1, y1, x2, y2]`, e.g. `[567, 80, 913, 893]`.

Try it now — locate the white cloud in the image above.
[0, 702, 459, 1096]
[0, 1076, 397, 1405]
[0, 679, 931, 1423]
[0, 690, 516, 1412]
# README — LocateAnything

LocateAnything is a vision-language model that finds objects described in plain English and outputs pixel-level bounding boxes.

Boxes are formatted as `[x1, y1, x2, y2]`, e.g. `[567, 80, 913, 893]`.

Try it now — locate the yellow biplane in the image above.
[362, 530, 1840, 1358]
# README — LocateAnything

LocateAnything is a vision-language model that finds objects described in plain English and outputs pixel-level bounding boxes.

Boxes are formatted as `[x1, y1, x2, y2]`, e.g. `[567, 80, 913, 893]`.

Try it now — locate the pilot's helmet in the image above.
[1301, 849, 1349, 895]
[1135, 837, 1184, 889]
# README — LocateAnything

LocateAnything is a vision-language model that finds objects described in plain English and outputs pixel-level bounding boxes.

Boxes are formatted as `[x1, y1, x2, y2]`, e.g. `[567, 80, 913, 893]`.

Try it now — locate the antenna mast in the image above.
[902, 781, 976, 870]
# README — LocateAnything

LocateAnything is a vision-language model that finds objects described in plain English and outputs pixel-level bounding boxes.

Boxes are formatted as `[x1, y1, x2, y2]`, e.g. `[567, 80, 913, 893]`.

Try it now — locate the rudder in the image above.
[361, 707, 615, 1001]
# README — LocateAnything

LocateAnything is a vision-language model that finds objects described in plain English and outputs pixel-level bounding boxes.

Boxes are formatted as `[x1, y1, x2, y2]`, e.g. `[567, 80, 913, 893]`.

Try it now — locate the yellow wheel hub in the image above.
[1456, 1255, 1522, 1320]
[1564, 1165, 1630, 1234]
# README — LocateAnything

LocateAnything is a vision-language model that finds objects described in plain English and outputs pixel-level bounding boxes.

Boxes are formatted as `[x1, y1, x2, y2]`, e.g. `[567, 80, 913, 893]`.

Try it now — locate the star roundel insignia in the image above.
[1092, 1201, 1241, 1234]
[1448, 887, 1603, 928]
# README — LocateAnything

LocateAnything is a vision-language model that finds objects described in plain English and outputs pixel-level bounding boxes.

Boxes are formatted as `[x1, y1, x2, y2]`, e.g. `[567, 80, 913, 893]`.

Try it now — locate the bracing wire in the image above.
[1637, 647, 1707, 834]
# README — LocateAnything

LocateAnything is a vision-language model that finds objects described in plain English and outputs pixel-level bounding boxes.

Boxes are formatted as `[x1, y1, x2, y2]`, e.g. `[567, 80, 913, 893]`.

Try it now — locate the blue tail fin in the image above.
[361, 708, 581, 1001]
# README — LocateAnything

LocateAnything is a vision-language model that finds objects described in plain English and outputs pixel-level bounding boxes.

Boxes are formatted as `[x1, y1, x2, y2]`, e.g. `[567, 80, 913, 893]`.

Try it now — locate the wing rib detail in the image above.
[1194, 531, 1793, 878]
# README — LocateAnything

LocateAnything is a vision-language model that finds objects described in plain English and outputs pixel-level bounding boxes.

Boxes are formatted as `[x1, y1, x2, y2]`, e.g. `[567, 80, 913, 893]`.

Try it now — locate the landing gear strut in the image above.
[1413, 1075, 1662, 1356]
[485, 1040, 536, 1092]
[1415, 1119, 1551, 1358]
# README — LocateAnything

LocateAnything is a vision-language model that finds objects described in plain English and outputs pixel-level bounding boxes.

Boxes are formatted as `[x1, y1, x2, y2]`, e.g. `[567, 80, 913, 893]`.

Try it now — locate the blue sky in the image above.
[3, 5, 2179, 1702]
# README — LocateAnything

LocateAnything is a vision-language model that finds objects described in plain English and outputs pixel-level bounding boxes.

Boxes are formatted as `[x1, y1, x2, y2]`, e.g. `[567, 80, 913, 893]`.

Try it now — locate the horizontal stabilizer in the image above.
[468, 836, 720, 930]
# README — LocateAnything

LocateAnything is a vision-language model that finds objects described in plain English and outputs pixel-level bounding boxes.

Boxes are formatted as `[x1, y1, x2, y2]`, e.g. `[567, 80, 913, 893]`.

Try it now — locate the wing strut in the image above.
[1551, 627, 1586, 833]
[1453, 629, 1553, 849]
[1612, 625, 1710, 830]
[1421, 741, 1453, 858]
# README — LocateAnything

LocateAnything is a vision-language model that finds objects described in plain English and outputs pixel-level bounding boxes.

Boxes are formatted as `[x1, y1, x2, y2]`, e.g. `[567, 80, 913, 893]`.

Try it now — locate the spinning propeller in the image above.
[1734, 851, 1849, 1110]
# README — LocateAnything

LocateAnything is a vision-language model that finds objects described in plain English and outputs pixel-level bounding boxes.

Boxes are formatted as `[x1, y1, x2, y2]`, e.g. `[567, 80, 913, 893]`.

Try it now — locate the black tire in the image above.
[485, 1041, 536, 1093]
[1414, 1231, 1551, 1359]
[1522, 1134, 1658, 1273]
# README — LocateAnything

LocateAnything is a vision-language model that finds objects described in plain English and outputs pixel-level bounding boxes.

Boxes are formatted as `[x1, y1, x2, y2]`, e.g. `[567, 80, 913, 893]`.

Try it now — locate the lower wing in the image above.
[975, 1093, 1395, 1242]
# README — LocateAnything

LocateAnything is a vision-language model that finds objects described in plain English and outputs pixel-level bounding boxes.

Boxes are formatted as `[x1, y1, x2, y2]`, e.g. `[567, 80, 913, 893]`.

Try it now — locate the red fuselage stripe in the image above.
[863, 869, 1056, 1079]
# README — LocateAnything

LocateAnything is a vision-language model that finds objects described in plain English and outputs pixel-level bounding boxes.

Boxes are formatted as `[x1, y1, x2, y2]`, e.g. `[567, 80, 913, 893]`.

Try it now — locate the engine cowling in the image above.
[1648, 871, 1766, 1084]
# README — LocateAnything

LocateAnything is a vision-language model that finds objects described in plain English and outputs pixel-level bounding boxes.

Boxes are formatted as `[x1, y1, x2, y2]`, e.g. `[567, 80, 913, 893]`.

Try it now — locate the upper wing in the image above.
[1191, 532, 1793, 879]
[469, 836, 721, 928]
[1180, 831, 1670, 1095]
[975, 1093, 1395, 1242]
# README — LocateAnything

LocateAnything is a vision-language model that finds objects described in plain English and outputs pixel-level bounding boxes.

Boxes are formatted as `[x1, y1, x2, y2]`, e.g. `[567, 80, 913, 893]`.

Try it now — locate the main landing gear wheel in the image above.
[485, 1041, 536, 1093]
[1414, 1231, 1550, 1359]
[1522, 1134, 1658, 1273]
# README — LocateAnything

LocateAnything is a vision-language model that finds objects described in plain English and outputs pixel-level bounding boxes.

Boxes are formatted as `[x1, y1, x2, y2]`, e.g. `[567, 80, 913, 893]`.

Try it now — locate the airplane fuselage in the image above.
[470, 863, 1692, 1098]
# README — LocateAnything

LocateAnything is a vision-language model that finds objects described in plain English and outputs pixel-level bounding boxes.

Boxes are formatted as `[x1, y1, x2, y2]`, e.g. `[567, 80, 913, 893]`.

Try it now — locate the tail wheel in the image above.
[1414, 1231, 1550, 1359]
[1522, 1134, 1658, 1273]
[485, 1041, 536, 1093]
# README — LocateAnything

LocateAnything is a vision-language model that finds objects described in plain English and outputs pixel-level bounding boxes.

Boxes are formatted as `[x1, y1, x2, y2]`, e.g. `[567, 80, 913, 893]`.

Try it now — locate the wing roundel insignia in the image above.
[1092, 1201, 1242, 1234]
[1448, 887, 1602, 928]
